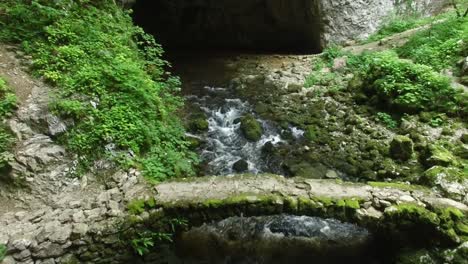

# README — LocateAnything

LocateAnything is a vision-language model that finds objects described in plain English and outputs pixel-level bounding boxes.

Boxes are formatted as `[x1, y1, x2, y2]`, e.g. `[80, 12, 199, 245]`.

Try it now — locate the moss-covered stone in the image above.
[422, 166, 464, 186]
[390, 135, 414, 161]
[128, 197, 157, 215]
[286, 161, 327, 179]
[189, 117, 209, 132]
[425, 144, 456, 167]
[240, 114, 263, 141]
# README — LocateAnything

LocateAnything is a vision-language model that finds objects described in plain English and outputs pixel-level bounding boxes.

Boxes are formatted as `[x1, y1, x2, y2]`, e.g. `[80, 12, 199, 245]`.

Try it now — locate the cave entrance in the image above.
[132, 0, 323, 54]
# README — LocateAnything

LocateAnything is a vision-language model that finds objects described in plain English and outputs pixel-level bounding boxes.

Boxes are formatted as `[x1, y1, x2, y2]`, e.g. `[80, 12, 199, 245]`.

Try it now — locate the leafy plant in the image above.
[0, 77, 16, 172]
[355, 51, 463, 115]
[0, 0, 198, 180]
[125, 218, 188, 256]
[398, 16, 468, 72]
[377, 112, 398, 128]
[0, 244, 6, 261]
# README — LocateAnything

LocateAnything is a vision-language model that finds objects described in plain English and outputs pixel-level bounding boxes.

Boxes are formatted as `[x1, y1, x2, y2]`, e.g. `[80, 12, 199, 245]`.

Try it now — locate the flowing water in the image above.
[186, 85, 286, 175]
[142, 55, 379, 264]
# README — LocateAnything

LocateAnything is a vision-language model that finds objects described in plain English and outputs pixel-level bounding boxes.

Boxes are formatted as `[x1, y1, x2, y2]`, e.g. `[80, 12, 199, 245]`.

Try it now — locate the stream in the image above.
[142, 54, 380, 264]
[186, 85, 290, 175]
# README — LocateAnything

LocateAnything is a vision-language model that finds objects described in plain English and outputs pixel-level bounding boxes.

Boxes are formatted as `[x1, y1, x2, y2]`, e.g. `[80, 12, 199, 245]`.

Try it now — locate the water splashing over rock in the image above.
[176, 215, 374, 264]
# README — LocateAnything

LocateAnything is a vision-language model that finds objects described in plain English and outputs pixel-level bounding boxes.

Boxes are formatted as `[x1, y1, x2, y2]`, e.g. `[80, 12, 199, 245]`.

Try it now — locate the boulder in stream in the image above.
[240, 114, 263, 141]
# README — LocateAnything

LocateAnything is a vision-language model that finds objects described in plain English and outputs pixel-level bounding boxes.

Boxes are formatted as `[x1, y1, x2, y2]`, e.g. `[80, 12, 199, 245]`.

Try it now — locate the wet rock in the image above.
[240, 114, 263, 141]
[460, 133, 468, 144]
[261, 141, 275, 155]
[188, 116, 209, 133]
[390, 136, 414, 161]
[232, 160, 249, 173]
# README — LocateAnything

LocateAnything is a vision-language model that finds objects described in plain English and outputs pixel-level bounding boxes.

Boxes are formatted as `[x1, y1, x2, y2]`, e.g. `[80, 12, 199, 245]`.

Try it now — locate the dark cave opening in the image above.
[131, 0, 323, 54]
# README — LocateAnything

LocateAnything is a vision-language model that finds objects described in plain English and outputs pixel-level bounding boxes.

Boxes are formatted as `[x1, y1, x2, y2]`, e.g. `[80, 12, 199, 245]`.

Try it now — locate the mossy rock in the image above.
[390, 135, 414, 161]
[454, 145, 468, 159]
[286, 161, 327, 179]
[240, 114, 263, 141]
[189, 116, 209, 133]
[425, 144, 456, 167]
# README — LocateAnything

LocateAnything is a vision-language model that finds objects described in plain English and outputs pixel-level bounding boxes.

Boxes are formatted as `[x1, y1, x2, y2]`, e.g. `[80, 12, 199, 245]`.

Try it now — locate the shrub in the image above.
[0, 77, 16, 172]
[354, 51, 463, 115]
[0, 0, 198, 180]
[398, 16, 468, 72]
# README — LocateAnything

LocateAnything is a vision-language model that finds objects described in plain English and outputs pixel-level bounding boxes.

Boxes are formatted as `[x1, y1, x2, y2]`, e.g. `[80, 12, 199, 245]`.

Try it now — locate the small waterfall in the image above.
[187, 86, 283, 175]
[176, 215, 374, 264]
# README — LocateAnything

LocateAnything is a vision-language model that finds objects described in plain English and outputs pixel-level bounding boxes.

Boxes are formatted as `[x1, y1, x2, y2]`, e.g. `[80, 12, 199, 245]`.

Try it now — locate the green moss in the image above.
[426, 144, 457, 167]
[240, 114, 263, 141]
[422, 166, 465, 186]
[128, 198, 157, 215]
[283, 197, 299, 212]
[128, 199, 147, 215]
[386, 204, 440, 226]
[189, 116, 209, 133]
[345, 199, 361, 209]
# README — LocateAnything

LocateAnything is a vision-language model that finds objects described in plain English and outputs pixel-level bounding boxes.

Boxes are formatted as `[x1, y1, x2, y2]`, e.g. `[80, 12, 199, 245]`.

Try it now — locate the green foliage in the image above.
[398, 16, 468, 72]
[322, 45, 344, 63]
[125, 218, 188, 256]
[0, 244, 5, 262]
[0, 78, 16, 117]
[355, 51, 463, 115]
[131, 230, 172, 256]
[305, 71, 338, 88]
[366, 18, 421, 43]
[0, 77, 16, 171]
[376, 112, 398, 128]
[0, 0, 198, 180]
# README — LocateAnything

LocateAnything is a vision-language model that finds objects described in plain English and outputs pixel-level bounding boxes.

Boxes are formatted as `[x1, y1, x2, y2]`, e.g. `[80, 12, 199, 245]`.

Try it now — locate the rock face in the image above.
[132, 0, 449, 51]
[319, 0, 449, 46]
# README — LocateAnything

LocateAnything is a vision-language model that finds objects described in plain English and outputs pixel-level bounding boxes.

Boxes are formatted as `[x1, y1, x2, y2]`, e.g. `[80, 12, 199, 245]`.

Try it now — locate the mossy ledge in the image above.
[134, 174, 468, 247]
